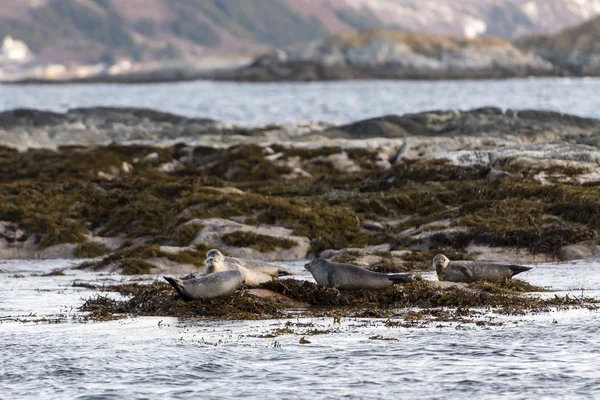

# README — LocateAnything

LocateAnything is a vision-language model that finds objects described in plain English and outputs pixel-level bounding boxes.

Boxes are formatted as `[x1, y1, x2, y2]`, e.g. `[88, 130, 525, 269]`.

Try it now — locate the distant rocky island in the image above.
[2, 106, 600, 275]
[6, 16, 600, 84]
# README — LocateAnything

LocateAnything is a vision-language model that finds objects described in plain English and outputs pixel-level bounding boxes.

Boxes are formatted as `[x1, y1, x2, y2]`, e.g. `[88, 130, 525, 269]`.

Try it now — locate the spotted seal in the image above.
[205, 249, 294, 286]
[304, 258, 413, 290]
[163, 270, 244, 300]
[433, 254, 532, 283]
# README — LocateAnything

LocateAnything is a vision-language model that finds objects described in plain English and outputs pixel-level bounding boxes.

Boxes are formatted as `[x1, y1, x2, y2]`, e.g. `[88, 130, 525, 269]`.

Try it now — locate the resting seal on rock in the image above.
[163, 270, 244, 300]
[205, 249, 294, 286]
[304, 258, 413, 290]
[433, 254, 533, 283]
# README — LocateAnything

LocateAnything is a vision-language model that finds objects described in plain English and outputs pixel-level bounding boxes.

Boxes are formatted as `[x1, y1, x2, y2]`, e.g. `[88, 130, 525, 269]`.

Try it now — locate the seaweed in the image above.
[221, 231, 297, 252]
[73, 242, 110, 258]
[79, 278, 598, 322]
[120, 258, 155, 275]
[2, 146, 600, 261]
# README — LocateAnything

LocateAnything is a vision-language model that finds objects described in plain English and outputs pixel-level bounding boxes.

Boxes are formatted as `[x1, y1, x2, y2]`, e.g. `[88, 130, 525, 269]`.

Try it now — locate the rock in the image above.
[314, 151, 361, 173]
[121, 162, 133, 173]
[203, 186, 245, 196]
[558, 242, 600, 261]
[238, 31, 554, 81]
[36, 243, 77, 259]
[84, 235, 125, 251]
[486, 168, 510, 181]
[427, 281, 469, 290]
[465, 245, 550, 263]
[247, 288, 308, 308]
[319, 244, 392, 260]
[186, 218, 310, 261]
[146, 257, 205, 275]
[363, 220, 385, 231]
[158, 160, 184, 173]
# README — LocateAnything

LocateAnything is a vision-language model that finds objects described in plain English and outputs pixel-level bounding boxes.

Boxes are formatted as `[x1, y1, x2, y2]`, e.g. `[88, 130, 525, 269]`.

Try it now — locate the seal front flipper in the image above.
[457, 265, 473, 279]
[327, 270, 336, 287]
[388, 274, 413, 283]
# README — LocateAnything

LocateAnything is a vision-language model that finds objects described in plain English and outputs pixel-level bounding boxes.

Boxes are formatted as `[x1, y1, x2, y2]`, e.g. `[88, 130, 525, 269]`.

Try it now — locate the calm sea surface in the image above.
[2, 79, 600, 399]
[1, 78, 600, 125]
[1, 259, 599, 399]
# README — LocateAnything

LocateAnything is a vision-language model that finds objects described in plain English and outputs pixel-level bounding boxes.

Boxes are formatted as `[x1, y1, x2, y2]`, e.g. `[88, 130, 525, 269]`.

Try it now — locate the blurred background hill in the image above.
[1, 0, 600, 65]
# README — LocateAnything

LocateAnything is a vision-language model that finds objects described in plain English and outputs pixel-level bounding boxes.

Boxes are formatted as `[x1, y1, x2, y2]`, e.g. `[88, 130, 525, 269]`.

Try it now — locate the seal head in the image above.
[205, 249, 226, 274]
[432, 254, 450, 281]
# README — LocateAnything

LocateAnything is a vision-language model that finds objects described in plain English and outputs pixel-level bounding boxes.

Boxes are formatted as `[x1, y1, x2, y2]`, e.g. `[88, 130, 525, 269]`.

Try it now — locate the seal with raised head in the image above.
[304, 258, 413, 290]
[163, 270, 244, 300]
[433, 254, 533, 283]
[205, 249, 294, 286]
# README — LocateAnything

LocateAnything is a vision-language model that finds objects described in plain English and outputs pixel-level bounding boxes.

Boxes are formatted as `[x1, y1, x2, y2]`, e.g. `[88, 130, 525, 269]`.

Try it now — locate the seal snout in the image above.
[432, 254, 450, 268]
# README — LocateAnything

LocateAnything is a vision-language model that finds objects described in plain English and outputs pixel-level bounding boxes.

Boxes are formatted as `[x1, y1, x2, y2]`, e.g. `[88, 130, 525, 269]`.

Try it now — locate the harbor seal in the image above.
[205, 249, 294, 286]
[163, 270, 244, 300]
[433, 254, 533, 283]
[304, 258, 413, 290]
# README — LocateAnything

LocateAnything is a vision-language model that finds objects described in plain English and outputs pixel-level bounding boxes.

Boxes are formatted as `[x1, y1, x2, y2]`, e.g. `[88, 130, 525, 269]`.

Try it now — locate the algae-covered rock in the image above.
[187, 218, 310, 261]
[3, 107, 600, 266]
[79, 278, 597, 322]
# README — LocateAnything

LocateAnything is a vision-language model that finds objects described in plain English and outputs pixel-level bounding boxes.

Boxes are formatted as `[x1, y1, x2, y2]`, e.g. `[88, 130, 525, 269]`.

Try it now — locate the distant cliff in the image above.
[1, 0, 600, 65]
[230, 30, 555, 81]
[517, 15, 600, 75]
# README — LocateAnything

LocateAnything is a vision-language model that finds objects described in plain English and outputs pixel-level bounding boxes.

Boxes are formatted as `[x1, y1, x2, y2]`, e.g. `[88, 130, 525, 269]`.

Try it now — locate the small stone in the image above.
[486, 168, 510, 181]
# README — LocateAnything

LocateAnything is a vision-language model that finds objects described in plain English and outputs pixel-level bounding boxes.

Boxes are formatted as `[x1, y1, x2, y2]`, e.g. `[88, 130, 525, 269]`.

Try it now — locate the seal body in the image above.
[205, 249, 294, 286]
[304, 258, 412, 290]
[163, 270, 244, 300]
[433, 254, 532, 283]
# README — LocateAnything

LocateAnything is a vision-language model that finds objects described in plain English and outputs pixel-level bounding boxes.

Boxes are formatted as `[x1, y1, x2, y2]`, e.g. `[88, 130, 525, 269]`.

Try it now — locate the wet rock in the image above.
[314, 151, 361, 173]
[146, 257, 206, 275]
[247, 288, 308, 308]
[36, 243, 78, 259]
[486, 168, 510, 180]
[427, 281, 469, 290]
[558, 242, 600, 261]
[363, 220, 386, 231]
[186, 218, 310, 261]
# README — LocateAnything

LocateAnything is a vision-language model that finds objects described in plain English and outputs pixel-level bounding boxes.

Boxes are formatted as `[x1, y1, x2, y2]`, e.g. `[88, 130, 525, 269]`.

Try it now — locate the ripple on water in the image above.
[1, 260, 600, 399]
[2, 78, 600, 125]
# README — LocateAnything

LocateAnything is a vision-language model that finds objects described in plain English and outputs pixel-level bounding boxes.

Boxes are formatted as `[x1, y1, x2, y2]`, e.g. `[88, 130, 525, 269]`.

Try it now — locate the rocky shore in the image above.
[2, 106, 600, 274]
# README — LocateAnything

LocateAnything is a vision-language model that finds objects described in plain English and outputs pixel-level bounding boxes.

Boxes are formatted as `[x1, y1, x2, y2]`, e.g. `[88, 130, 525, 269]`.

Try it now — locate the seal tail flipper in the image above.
[388, 274, 413, 283]
[509, 265, 533, 276]
[163, 276, 189, 300]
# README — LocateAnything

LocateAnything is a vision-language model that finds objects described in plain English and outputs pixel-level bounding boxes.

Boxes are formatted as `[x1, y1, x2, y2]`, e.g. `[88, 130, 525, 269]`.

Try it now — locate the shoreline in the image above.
[0, 67, 579, 85]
